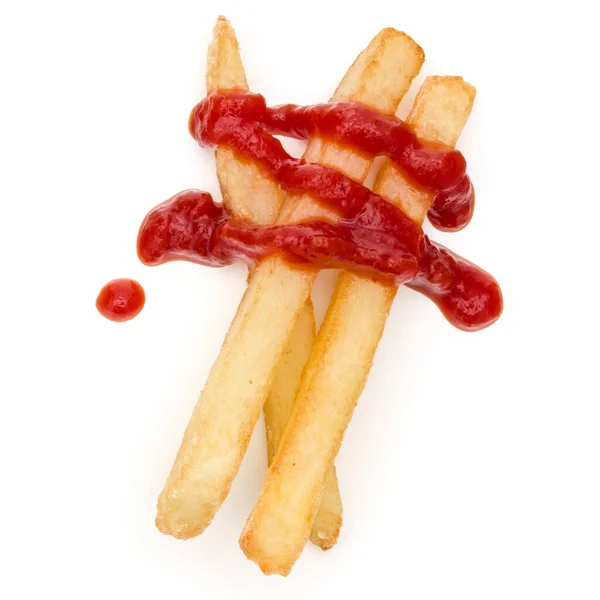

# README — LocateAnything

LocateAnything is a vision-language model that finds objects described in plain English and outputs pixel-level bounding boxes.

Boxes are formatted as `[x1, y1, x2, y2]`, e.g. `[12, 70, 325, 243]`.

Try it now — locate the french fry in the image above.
[156, 24, 424, 540]
[205, 16, 343, 549]
[207, 18, 283, 225]
[240, 76, 476, 575]
[264, 301, 343, 549]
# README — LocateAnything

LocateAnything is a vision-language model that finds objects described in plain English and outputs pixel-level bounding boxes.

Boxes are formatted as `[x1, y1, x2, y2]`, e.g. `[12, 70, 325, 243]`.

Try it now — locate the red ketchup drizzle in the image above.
[192, 93, 474, 231]
[408, 239, 501, 332]
[138, 190, 501, 332]
[134, 92, 502, 331]
[96, 278, 145, 322]
[138, 190, 421, 284]
[263, 99, 473, 231]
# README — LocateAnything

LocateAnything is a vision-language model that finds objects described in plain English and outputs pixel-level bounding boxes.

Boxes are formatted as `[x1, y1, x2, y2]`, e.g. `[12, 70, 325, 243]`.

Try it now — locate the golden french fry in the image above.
[207, 16, 284, 224]
[209, 20, 344, 546]
[264, 301, 343, 549]
[240, 76, 476, 576]
[207, 18, 283, 225]
[264, 304, 315, 464]
[156, 23, 424, 540]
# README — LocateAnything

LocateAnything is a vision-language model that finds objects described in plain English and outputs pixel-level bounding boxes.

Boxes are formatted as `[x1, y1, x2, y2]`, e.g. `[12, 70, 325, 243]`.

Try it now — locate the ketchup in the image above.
[101, 91, 503, 331]
[96, 279, 145, 322]
[408, 238, 501, 331]
[138, 190, 420, 281]
[138, 190, 502, 331]
[190, 93, 474, 232]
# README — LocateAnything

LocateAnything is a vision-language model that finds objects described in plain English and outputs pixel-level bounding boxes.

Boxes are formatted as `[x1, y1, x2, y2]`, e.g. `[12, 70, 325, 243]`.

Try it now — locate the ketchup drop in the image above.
[96, 278, 146, 322]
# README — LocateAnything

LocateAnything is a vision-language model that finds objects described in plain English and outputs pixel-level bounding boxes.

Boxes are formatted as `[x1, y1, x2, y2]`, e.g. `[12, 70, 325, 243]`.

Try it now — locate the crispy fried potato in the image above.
[264, 301, 343, 549]
[207, 19, 344, 544]
[238, 36, 426, 573]
[156, 23, 424, 540]
[240, 76, 476, 575]
[207, 17, 283, 225]
[206, 16, 247, 93]
[264, 306, 316, 464]
[157, 16, 342, 542]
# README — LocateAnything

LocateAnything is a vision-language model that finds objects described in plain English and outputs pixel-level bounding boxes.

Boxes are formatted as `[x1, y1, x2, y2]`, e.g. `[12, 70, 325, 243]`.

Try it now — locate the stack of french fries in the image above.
[155, 16, 475, 576]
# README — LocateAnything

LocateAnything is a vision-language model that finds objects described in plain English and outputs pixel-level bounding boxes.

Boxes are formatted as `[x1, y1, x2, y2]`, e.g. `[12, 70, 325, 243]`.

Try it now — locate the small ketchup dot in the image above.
[96, 278, 146, 322]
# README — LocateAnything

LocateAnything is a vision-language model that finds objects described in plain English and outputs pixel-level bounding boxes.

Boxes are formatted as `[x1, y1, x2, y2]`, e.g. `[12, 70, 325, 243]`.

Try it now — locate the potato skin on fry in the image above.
[241, 76, 475, 576]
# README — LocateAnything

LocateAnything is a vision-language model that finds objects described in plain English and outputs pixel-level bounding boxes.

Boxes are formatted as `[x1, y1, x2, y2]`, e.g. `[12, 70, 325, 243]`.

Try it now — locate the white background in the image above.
[1, 0, 599, 598]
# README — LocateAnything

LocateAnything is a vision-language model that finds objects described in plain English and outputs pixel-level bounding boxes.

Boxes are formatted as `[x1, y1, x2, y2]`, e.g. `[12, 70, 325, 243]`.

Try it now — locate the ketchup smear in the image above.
[96, 278, 145, 322]
[101, 92, 502, 331]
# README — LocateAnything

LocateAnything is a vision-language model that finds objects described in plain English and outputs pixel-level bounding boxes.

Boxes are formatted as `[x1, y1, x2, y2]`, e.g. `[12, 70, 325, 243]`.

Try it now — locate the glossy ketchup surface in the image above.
[108, 91, 502, 331]
[191, 93, 474, 231]
[138, 189, 501, 331]
[409, 238, 502, 331]
[96, 278, 146, 322]
[138, 190, 421, 282]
